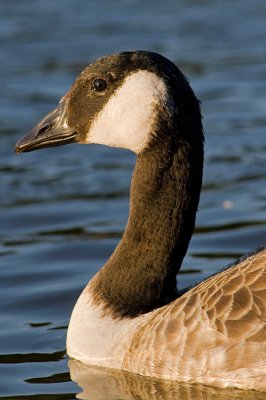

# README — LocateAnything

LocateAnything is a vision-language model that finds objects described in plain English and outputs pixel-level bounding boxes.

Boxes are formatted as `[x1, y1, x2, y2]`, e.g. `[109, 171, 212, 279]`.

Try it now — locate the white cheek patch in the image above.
[87, 70, 169, 153]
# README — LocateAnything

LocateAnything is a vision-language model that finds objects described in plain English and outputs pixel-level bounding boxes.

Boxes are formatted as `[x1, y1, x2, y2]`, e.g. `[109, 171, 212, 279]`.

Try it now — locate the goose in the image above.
[15, 51, 266, 391]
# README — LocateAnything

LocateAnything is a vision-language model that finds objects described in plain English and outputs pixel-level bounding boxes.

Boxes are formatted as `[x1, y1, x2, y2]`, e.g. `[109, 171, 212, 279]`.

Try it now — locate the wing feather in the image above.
[123, 247, 266, 389]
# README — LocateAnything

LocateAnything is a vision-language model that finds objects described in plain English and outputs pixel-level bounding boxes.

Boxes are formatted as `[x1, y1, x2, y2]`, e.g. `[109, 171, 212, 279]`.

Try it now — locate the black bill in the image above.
[15, 99, 77, 153]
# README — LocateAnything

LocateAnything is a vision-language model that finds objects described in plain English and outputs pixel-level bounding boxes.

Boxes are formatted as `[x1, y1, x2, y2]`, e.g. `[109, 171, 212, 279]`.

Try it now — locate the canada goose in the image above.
[15, 51, 266, 391]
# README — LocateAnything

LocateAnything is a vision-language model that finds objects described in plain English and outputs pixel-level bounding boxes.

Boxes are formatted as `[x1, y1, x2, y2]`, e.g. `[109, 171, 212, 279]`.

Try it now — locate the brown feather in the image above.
[122, 248, 266, 390]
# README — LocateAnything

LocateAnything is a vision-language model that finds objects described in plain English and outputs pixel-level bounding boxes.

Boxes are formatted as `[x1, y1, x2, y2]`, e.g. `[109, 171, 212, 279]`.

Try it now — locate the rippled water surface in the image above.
[1, 1, 266, 398]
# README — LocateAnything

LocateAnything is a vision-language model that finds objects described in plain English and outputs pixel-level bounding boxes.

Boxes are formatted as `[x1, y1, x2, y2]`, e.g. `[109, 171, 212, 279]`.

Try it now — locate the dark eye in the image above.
[92, 78, 108, 92]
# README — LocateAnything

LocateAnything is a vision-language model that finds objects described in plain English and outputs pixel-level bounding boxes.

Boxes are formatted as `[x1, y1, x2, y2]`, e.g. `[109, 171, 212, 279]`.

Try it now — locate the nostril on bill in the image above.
[37, 123, 51, 136]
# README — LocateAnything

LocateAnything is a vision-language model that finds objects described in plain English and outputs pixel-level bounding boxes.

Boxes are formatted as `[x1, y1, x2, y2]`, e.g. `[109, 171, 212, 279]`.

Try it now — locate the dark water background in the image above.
[0, 1, 266, 398]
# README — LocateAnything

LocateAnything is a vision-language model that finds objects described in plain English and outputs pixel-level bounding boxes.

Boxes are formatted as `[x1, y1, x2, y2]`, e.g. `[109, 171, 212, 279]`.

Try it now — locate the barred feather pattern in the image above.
[122, 248, 266, 390]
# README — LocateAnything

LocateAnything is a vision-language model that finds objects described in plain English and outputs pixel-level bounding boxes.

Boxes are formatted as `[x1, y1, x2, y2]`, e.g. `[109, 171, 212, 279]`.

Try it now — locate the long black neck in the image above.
[91, 129, 203, 318]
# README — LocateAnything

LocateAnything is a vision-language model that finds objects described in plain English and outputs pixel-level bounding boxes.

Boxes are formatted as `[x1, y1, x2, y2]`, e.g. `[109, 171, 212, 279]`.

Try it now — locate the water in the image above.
[0, 0, 266, 398]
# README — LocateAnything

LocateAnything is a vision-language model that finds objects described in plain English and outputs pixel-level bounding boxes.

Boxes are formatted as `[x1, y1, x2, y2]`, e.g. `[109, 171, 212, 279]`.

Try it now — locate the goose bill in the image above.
[15, 99, 77, 153]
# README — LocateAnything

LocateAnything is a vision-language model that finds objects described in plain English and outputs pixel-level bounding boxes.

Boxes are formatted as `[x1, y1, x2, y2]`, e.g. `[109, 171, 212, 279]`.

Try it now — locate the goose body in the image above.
[15, 51, 266, 391]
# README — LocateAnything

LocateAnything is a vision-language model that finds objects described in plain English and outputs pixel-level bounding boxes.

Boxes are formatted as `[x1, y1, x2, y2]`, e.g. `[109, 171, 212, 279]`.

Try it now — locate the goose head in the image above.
[15, 51, 203, 155]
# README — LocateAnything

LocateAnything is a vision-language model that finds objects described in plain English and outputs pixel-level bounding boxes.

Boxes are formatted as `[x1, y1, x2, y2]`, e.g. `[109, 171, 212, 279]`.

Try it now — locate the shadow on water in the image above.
[0, 350, 65, 364]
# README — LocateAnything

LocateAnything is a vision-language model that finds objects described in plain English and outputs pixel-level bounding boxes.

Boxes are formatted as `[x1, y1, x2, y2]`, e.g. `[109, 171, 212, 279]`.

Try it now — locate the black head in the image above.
[15, 51, 203, 155]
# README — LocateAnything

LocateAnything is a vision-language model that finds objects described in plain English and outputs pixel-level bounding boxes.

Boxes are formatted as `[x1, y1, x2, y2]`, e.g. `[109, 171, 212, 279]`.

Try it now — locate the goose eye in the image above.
[92, 78, 108, 92]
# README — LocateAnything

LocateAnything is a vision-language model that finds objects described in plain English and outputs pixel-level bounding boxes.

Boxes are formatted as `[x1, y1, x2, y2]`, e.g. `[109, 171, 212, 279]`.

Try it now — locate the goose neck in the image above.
[92, 132, 203, 318]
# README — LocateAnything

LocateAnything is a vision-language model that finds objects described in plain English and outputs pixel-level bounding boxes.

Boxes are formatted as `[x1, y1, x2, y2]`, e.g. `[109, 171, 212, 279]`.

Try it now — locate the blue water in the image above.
[0, 1, 266, 398]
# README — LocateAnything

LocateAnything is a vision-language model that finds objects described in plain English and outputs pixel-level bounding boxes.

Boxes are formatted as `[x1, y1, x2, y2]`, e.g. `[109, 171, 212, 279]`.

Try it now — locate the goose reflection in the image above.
[69, 359, 265, 400]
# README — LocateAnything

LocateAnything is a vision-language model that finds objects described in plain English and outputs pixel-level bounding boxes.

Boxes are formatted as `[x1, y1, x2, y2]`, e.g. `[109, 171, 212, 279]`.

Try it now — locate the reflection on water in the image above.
[69, 360, 265, 400]
[1, 0, 266, 398]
